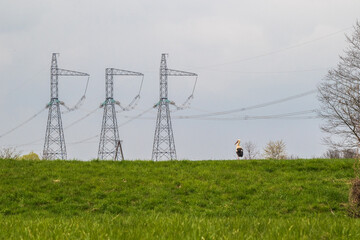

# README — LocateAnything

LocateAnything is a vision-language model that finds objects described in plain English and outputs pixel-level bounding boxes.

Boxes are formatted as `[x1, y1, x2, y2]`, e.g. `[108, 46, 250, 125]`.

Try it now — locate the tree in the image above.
[323, 149, 341, 159]
[19, 151, 40, 160]
[323, 148, 357, 159]
[318, 22, 360, 149]
[0, 147, 21, 159]
[342, 149, 358, 159]
[243, 141, 260, 159]
[263, 140, 287, 159]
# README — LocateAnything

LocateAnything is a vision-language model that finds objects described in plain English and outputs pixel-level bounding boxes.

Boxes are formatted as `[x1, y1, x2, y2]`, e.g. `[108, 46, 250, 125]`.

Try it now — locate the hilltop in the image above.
[1, 159, 360, 239]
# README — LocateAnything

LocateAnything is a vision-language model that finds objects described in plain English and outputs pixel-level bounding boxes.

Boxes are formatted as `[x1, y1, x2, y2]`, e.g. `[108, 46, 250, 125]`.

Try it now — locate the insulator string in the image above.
[115, 75, 144, 112]
[61, 76, 91, 114]
[171, 76, 198, 111]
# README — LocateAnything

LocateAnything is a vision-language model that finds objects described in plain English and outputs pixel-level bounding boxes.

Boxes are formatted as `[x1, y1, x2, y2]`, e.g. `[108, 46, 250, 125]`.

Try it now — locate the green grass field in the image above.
[0, 159, 359, 239]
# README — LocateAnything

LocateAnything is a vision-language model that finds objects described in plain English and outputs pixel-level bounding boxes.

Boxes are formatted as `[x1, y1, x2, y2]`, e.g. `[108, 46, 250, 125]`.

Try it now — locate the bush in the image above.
[0, 147, 21, 159]
[263, 140, 287, 159]
[349, 158, 360, 217]
[19, 152, 40, 160]
[349, 178, 360, 217]
[323, 148, 357, 159]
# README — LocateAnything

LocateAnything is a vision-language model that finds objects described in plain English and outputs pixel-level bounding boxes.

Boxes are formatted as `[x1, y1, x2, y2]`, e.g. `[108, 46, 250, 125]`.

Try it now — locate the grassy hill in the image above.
[0, 159, 360, 239]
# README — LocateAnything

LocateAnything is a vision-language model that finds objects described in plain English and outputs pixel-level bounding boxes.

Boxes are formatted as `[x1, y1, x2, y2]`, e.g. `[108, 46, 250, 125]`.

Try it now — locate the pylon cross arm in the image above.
[166, 69, 197, 77]
[56, 68, 89, 76]
[107, 68, 144, 76]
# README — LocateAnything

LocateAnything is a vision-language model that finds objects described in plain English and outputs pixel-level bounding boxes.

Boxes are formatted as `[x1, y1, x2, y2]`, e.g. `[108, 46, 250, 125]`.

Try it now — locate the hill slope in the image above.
[0, 159, 360, 239]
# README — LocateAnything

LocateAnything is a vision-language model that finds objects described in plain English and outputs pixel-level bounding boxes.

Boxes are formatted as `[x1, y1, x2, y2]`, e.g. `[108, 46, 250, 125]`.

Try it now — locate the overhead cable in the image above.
[171, 76, 199, 111]
[174, 109, 318, 120]
[189, 27, 352, 70]
[11, 106, 100, 147]
[118, 106, 155, 127]
[201, 68, 329, 74]
[0, 107, 46, 139]
[174, 90, 317, 119]
[61, 76, 91, 114]
[69, 107, 155, 145]
[114, 75, 145, 112]
[64, 107, 100, 129]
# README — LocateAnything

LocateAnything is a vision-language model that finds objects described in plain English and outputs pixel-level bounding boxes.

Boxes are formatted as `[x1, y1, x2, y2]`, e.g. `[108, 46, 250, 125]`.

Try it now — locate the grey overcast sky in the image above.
[0, 0, 359, 160]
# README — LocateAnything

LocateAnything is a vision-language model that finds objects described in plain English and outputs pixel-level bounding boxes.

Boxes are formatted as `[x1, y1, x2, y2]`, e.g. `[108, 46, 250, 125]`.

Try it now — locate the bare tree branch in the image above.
[243, 141, 260, 160]
[263, 140, 287, 159]
[318, 21, 360, 149]
[0, 147, 21, 159]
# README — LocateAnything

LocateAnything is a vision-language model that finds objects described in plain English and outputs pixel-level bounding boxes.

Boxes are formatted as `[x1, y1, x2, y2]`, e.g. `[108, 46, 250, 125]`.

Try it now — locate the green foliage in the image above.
[19, 152, 40, 161]
[0, 159, 358, 239]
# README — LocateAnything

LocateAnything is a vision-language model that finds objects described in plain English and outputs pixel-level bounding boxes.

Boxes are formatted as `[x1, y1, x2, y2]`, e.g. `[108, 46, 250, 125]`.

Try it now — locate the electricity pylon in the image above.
[152, 54, 197, 161]
[43, 53, 89, 160]
[98, 68, 144, 160]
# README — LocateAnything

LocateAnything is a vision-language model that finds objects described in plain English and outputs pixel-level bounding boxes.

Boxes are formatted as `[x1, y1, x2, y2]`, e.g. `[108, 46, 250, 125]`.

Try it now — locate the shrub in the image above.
[323, 148, 357, 159]
[349, 157, 360, 217]
[0, 147, 21, 159]
[263, 140, 287, 159]
[19, 151, 40, 160]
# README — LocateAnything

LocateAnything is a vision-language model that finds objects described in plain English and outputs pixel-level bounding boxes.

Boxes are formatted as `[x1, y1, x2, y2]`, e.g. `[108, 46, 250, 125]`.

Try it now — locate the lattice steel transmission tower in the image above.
[98, 68, 144, 160]
[152, 54, 197, 161]
[43, 53, 89, 160]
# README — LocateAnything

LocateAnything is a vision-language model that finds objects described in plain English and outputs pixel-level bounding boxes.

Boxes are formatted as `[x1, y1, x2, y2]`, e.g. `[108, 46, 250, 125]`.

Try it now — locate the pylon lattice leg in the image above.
[152, 101, 177, 161]
[43, 101, 67, 160]
[98, 101, 122, 160]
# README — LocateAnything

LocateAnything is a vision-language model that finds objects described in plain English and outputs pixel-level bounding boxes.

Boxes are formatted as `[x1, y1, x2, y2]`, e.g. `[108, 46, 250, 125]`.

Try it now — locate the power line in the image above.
[12, 138, 43, 148]
[174, 89, 317, 119]
[170, 76, 199, 111]
[61, 76, 91, 114]
[64, 107, 100, 129]
[7, 107, 318, 148]
[115, 75, 145, 112]
[0, 107, 46, 139]
[9, 107, 101, 148]
[186, 116, 319, 121]
[70, 107, 154, 146]
[118, 109, 319, 121]
[188, 27, 352, 70]
[199, 67, 329, 74]
[7, 103, 174, 148]
[70, 134, 99, 145]
[7, 103, 317, 149]
[118, 107, 154, 127]
[174, 109, 318, 121]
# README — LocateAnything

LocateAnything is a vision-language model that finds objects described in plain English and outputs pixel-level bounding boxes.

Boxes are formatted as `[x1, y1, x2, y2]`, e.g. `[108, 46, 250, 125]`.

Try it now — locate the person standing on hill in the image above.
[235, 139, 243, 159]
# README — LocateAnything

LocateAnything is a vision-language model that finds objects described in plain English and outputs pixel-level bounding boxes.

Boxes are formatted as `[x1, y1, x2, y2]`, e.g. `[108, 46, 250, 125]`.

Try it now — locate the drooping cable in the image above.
[11, 138, 43, 148]
[174, 109, 318, 120]
[64, 107, 100, 129]
[173, 90, 317, 119]
[117, 106, 155, 127]
[11, 106, 100, 147]
[171, 76, 198, 111]
[188, 27, 352, 70]
[69, 107, 154, 145]
[69, 134, 99, 145]
[61, 76, 90, 113]
[115, 75, 144, 112]
[119, 108, 319, 121]
[0, 107, 46, 139]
